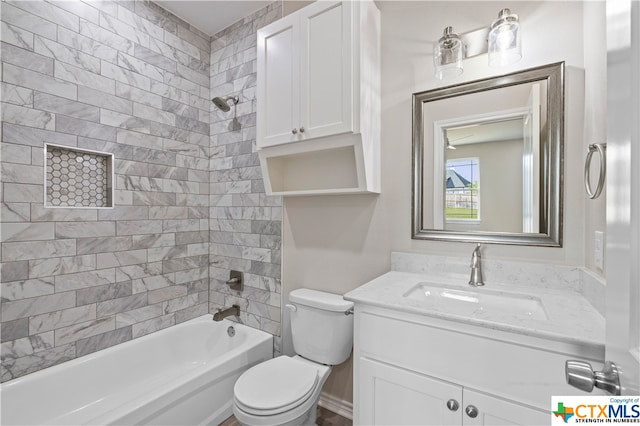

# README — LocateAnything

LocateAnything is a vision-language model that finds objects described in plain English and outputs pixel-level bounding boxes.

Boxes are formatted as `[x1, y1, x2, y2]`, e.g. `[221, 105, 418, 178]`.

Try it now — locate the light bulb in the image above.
[434, 26, 464, 80]
[488, 9, 521, 68]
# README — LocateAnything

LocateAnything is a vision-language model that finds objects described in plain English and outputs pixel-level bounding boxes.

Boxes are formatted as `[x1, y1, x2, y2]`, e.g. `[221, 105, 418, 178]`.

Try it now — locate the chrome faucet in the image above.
[213, 304, 240, 321]
[469, 243, 485, 287]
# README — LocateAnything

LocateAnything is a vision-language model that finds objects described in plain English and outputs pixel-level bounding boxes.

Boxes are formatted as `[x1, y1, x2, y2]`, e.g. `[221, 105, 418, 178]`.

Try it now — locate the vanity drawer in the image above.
[356, 308, 601, 410]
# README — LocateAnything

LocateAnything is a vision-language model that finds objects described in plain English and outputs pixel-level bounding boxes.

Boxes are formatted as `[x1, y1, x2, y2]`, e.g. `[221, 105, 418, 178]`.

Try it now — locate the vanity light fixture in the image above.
[488, 8, 521, 67]
[434, 26, 464, 80]
[433, 8, 522, 79]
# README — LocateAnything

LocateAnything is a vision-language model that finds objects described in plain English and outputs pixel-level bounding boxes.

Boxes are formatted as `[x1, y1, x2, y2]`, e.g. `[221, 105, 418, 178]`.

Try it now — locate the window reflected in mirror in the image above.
[445, 158, 480, 222]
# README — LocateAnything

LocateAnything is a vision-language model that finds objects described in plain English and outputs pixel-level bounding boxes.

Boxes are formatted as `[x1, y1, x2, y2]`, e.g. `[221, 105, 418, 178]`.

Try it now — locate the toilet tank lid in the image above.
[289, 289, 353, 312]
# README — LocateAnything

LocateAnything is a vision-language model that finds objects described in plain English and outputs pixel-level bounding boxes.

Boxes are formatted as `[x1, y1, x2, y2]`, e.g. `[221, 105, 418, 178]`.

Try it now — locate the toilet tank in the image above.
[288, 289, 354, 365]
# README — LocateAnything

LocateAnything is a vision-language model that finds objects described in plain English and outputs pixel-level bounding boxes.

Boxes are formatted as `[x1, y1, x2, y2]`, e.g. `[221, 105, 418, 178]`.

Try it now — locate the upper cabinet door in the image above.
[257, 14, 300, 147]
[299, 1, 353, 140]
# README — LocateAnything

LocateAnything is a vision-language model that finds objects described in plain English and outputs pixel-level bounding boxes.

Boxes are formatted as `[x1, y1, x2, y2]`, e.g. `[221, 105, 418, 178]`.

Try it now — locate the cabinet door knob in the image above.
[292, 128, 298, 134]
[465, 405, 479, 418]
[299, 126, 305, 133]
[446, 399, 459, 412]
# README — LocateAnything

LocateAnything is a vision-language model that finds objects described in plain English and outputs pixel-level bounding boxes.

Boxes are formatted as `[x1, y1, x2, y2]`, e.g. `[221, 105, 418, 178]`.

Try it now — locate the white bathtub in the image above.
[0, 315, 273, 425]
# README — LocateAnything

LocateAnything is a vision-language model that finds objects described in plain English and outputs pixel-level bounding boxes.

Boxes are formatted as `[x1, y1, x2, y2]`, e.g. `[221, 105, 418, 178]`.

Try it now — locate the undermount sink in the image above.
[402, 282, 548, 321]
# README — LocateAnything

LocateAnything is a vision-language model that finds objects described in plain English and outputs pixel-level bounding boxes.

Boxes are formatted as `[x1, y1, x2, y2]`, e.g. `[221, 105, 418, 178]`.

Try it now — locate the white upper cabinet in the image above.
[258, 1, 352, 147]
[256, 0, 380, 196]
[299, 1, 353, 141]
[257, 14, 300, 147]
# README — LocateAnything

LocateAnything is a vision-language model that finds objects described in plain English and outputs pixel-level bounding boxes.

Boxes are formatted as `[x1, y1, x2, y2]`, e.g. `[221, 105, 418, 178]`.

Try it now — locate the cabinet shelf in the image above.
[258, 133, 379, 196]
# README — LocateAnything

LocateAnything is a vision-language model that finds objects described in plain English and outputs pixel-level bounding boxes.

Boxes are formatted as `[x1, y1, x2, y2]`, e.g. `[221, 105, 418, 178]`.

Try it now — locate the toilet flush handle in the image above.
[285, 303, 297, 312]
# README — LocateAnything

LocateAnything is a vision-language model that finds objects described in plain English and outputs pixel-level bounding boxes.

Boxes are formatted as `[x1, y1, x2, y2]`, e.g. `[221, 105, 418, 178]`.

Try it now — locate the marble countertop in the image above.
[344, 270, 605, 349]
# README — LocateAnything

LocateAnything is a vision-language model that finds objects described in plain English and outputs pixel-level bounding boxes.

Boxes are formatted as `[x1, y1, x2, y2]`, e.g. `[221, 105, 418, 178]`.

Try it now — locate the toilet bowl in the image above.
[233, 356, 331, 426]
[232, 289, 354, 426]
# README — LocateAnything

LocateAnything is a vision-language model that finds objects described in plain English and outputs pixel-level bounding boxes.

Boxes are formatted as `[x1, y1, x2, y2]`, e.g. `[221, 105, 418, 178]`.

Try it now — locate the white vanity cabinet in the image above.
[353, 305, 604, 426]
[360, 358, 548, 425]
[256, 0, 380, 195]
[360, 358, 462, 425]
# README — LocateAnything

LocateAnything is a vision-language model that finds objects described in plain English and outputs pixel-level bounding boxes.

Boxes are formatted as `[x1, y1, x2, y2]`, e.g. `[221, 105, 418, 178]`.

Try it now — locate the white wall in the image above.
[583, 1, 607, 274]
[282, 0, 605, 404]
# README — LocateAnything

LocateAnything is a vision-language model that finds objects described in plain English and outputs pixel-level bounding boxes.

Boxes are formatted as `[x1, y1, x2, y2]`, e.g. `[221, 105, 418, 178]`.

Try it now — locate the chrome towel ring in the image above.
[585, 143, 607, 199]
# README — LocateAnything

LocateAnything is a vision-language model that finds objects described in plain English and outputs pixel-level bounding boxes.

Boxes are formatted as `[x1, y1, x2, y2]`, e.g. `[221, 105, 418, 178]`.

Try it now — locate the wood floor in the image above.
[219, 406, 352, 426]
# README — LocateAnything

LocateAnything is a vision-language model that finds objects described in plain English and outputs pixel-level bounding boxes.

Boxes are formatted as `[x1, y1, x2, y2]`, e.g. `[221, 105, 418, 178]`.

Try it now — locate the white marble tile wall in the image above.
[1, 0, 211, 382]
[208, 3, 283, 338]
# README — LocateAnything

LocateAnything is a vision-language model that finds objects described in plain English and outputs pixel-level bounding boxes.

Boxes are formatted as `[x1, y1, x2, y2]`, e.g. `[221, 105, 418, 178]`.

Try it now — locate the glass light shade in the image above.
[488, 9, 521, 67]
[434, 27, 464, 80]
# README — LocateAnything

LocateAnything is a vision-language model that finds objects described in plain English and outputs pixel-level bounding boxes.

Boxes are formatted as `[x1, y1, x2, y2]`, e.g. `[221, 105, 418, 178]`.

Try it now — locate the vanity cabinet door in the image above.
[359, 357, 462, 425]
[461, 389, 548, 426]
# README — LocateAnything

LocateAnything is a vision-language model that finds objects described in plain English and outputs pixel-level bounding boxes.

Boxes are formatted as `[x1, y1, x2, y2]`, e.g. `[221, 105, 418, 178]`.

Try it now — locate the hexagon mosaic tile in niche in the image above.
[46, 145, 113, 208]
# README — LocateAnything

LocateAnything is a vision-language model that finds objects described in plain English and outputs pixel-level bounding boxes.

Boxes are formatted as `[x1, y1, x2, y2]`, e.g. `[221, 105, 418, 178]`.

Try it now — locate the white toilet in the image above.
[232, 289, 354, 426]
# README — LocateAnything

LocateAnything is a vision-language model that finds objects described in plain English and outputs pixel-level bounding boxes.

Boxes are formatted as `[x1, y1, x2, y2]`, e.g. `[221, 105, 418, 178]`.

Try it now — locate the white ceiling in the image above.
[154, 0, 273, 37]
[447, 118, 525, 146]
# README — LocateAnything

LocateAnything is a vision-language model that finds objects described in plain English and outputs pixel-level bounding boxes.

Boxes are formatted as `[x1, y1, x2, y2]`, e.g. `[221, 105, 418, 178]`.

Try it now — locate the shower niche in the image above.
[256, 0, 381, 196]
[45, 144, 114, 209]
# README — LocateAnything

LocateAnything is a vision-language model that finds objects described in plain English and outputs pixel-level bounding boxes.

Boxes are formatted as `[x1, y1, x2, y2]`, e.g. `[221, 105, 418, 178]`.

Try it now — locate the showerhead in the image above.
[212, 95, 239, 112]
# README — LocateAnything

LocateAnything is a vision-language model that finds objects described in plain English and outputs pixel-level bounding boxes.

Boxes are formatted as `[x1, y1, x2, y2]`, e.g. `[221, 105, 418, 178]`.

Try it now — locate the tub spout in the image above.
[213, 304, 240, 321]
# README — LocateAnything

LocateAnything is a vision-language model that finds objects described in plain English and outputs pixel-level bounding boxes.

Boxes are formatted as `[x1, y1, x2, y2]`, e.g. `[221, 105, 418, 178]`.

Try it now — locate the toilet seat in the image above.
[233, 356, 319, 416]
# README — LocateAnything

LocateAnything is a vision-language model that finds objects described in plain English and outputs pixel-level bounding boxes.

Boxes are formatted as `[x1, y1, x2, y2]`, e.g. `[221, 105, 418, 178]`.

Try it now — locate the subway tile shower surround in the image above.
[0, 0, 283, 382]
[209, 2, 283, 344]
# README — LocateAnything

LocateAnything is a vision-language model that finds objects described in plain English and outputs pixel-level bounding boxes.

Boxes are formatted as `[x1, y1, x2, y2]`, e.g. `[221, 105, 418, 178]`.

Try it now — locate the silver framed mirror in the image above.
[412, 62, 564, 246]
